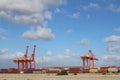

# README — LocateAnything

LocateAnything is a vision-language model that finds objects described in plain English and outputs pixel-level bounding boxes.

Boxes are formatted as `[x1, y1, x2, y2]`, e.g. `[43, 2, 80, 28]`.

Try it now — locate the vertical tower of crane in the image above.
[24, 46, 29, 70]
[30, 45, 36, 69]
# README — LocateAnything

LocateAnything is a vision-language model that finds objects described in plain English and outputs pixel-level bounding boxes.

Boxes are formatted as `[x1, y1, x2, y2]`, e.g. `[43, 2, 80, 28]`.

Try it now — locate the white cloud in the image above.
[55, 8, 61, 13]
[102, 55, 120, 61]
[104, 35, 120, 43]
[36, 56, 52, 64]
[58, 49, 78, 59]
[0, 36, 6, 40]
[0, 28, 7, 40]
[67, 29, 73, 33]
[103, 35, 120, 66]
[13, 14, 43, 25]
[0, 49, 24, 59]
[114, 27, 120, 32]
[46, 50, 52, 56]
[0, 0, 64, 25]
[83, 2, 100, 10]
[0, 49, 25, 68]
[89, 2, 100, 8]
[99, 54, 120, 66]
[70, 12, 80, 19]
[79, 39, 89, 45]
[54, 49, 81, 66]
[44, 11, 52, 20]
[0, 28, 6, 33]
[36, 49, 80, 67]
[0, 11, 11, 20]
[107, 4, 120, 13]
[0, 49, 8, 54]
[22, 26, 55, 40]
[107, 45, 120, 54]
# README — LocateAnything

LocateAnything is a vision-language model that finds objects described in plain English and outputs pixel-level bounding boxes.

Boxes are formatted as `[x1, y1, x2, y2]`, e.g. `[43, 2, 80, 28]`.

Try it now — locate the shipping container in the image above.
[47, 68, 61, 74]
[89, 68, 98, 73]
[98, 67, 108, 74]
[0, 69, 8, 73]
[108, 67, 118, 73]
[118, 67, 120, 73]
[47, 70, 60, 73]
[69, 68, 81, 73]
[24, 69, 33, 73]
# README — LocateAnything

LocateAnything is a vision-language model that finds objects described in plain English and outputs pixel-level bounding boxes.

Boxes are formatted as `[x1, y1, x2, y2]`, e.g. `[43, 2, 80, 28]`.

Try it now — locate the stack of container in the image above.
[118, 67, 120, 73]
[24, 69, 33, 73]
[0, 69, 8, 73]
[99, 67, 108, 74]
[89, 68, 98, 73]
[33, 69, 42, 74]
[108, 66, 118, 73]
[8, 68, 19, 73]
[69, 67, 81, 73]
[47, 68, 61, 74]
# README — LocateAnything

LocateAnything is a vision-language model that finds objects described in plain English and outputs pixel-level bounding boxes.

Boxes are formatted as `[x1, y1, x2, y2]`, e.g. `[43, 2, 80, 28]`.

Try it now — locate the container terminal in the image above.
[0, 45, 120, 75]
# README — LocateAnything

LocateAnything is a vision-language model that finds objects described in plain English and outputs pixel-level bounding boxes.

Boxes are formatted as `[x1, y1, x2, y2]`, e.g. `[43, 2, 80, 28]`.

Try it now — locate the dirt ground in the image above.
[0, 73, 120, 80]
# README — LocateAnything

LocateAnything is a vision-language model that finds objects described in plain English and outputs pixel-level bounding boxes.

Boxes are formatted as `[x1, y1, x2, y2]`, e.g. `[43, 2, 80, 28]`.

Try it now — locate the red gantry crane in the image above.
[13, 45, 36, 71]
[81, 50, 98, 68]
[29, 45, 36, 69]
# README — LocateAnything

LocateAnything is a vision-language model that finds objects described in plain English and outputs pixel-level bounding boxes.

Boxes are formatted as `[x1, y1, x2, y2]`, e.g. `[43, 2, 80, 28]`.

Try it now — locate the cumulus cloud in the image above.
[0, 28, 6, 40]
[107, 45, 120, 54]
[35, 50, 53, 67]
[0, 11, 11, 20]
[58, 49, 78, 59]
[0, 28, 6, 33]
[0, 49, 24, 68]
[0, 49, 8, 54]
[101, 54, 120, 66]
[79, 39, 89, 45]
[0, 36, 6, 40]
[67, 29, 73, 33]
[114, 27, 120, 32]
[70, 12, 80, 19]
[55, 8, 61, 13]
[102, 35, 120, 66]
[54, 49, 81, 66]
[22, 26, 55, 40]
[36, 57, 52, 64]
[102, 55, 120, 61]
[0, 0, 64, 25]
[0, 48, 24, 59]
[89, 3, 100, 8]
[83, 2, 100, 10]
[35, 49, 81, 67]
[107, 4, 120, 13]
[13, 14, 43, 25]
[104, 35, 120, 43]
[46, 50, 52, 56]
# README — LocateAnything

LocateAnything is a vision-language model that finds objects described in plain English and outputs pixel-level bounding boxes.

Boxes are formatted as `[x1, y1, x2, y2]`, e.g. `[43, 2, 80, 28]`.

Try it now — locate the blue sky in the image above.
[0, 0, 120, 68]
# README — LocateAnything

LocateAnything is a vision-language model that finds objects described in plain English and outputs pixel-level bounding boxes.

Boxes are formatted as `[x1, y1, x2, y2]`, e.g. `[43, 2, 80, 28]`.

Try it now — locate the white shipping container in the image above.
[48, 68, 61, 72]
[108, 68, 118, 73]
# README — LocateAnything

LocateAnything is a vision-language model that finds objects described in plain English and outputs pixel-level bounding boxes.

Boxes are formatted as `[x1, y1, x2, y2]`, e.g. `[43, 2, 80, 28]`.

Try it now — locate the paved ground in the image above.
[0, 73, 120, 80]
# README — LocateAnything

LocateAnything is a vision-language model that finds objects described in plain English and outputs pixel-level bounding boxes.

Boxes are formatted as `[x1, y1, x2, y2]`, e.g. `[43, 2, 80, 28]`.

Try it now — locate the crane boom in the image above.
[24, 46, 29, 58]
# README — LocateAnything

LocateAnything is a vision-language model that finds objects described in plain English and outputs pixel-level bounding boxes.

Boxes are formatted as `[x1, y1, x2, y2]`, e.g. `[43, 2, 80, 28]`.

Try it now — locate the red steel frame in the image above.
[13, 45, 36, 71]
[81, 50, 98, 68]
